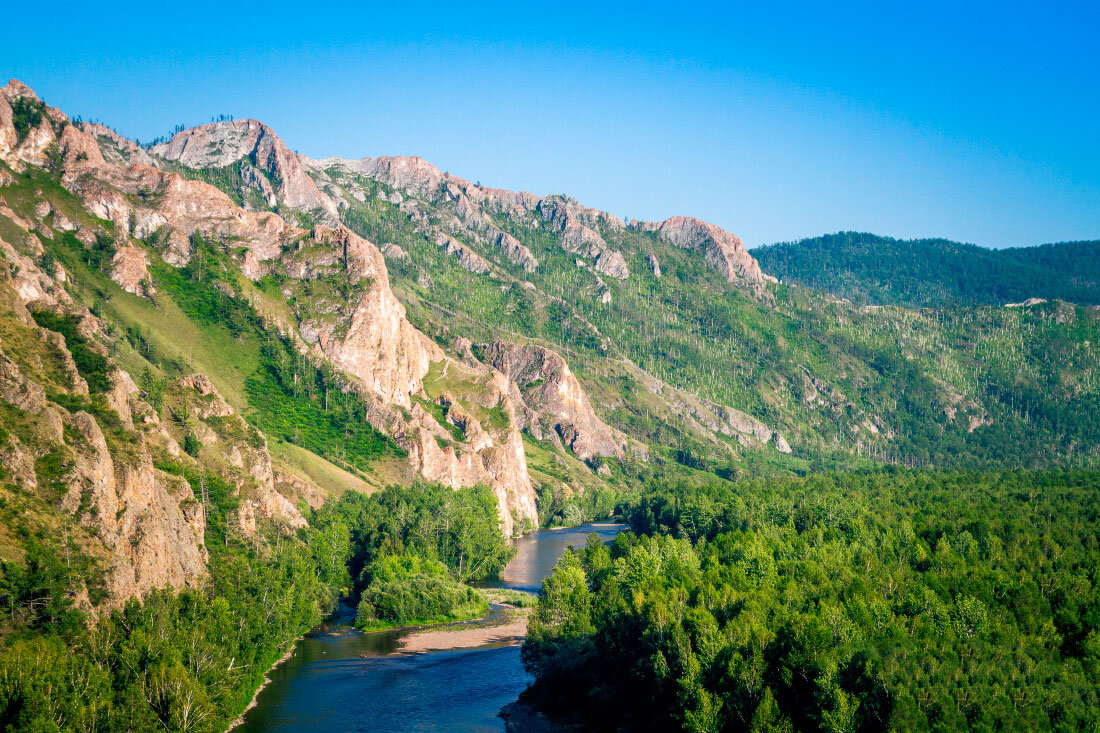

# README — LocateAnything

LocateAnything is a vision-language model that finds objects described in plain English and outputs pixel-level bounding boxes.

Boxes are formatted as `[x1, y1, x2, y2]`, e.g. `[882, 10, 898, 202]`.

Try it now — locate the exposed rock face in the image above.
[109, 245, 151, 295]
[300, 225, 444, 409]
[174, 374, 307, 531]
[646, 253, 662, 278]
[2, 80, 539, 542]
[64, 411, 208, 603]
[80, 123, 157, 168]
[594, 250, 629, 280]
[478, 341, 624, 464]
[436, 233, 491, 274]
[0, 251, 209, 605]
[403, 364, 539, 535]
[634, 216, 764, 289]
[275, 230, 538, 535]
[491, 229, 539, 272]
[151, 119, 340, 224]
[381, 242, 409, 260]
[593, 275, 612, 305]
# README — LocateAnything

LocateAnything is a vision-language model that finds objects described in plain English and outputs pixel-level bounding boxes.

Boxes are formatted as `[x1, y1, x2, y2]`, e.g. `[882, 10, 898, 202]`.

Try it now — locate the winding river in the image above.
[235, 522, 623, 732]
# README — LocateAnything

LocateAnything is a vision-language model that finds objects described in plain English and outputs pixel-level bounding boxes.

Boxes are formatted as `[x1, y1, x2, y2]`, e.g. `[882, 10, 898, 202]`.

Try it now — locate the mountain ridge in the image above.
[1, 77, 1098, 618]
[754, 231, 1100, 307]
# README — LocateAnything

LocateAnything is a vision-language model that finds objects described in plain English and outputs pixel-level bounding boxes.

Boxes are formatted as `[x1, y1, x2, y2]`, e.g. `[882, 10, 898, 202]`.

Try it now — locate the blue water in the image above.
[235, 522, 622, 732]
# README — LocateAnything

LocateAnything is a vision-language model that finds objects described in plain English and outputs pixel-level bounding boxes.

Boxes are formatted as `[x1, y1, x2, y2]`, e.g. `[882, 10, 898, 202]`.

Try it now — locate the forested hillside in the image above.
[753, 232, 1100, 307]
[523, 469, 1100, 731]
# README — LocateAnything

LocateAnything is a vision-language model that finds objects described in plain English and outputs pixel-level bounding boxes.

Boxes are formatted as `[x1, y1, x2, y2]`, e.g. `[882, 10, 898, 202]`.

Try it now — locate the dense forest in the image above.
[0, 482, 509, 731]
[753, 233, 1100, 307]
[522, 469, 1100, 731]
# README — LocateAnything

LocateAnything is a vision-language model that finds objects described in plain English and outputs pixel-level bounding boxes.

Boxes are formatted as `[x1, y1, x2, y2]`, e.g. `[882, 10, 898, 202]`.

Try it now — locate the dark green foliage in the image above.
[0, 486, 345, 731]
[329, 483, 514, 587]
[181, 432, 201, 457]
[150, 233, 257, 337]
[138, 367, 165, 411]
[0, 476, 512, 729]
[150, 234, 400, 470]
[356, 553, 487, 627]
[0, 541, 85, 638]
[523, 469, 1100, 731]
[754, 232, 1100, 307]
[329, 484, 510, 628]
[10, 98, 45, 143]
[29, 309, 111, 393]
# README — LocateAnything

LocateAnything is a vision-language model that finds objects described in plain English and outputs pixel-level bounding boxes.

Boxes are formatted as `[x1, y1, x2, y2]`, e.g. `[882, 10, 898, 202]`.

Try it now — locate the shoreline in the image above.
[398, 605, 531, 653]
[227, 595, 534, 728]
[227, 644, 297, 731]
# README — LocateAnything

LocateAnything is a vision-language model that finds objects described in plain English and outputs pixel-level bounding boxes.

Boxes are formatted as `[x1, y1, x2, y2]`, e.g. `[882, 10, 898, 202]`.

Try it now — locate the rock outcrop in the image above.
[302, 225, 443, 409]
[152, 119, 340, 224]
[633, 216, 765, 289]
[436, 233, 491, 274]
[109, 245, 151, 295]
[477, 341, 625, 465]
[491, 229, 539, 272]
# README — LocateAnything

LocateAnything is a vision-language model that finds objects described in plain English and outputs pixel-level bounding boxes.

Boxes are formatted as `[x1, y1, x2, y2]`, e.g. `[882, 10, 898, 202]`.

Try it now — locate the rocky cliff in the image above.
[477, 341, 626, 466]
[1, 80, 546, 538]
[151, 119, 340, 224]
[631, 216, 765, 289]
[301, 154, 764, 293]
[1, 76, 803, 551]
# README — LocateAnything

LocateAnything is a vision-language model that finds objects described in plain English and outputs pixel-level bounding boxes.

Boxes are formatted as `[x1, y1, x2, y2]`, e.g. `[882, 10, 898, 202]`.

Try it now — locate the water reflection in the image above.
[235, 522, 622, 732]
[479, 522, 624, 593]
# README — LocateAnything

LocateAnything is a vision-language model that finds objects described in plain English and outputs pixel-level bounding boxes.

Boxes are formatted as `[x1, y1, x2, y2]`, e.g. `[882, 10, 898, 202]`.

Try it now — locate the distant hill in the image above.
[753, 232, 1100, 306]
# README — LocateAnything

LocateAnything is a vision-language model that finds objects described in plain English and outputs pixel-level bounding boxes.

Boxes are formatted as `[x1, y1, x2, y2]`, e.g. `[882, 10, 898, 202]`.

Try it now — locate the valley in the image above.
[0, 78, 1096, 731]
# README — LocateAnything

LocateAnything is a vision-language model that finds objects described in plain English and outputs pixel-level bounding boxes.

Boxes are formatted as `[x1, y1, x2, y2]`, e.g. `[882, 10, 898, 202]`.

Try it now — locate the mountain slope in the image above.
[753, 231, 1100, 307]
[2, 78, 1099, 616]
[137, 110, 1100, 476]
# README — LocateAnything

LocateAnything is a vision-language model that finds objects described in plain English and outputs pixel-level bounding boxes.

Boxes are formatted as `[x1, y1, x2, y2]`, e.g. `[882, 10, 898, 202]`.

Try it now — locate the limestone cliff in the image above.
[151, 119, 340, 223]
[477, 341, 625, 466]
[0, 80, 540, 537]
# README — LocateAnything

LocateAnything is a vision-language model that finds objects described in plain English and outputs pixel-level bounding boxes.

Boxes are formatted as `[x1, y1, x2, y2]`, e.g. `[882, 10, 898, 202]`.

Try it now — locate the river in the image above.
[234, 521, 623, 732]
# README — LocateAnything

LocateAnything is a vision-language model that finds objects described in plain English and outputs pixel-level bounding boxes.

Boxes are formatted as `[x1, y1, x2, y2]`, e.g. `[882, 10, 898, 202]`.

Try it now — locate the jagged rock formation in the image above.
[1, 81, 542, 537]
[477, 341, 625, 465]
[646, 253, 662, 278]
[152, 119, 340, 224]
[436, 233, 491, 274]
[109, 245, 150, 295]
[537, 195, 630, 278]
[632, 216, 765, 288]
[491, 229, 539, 272]
[300, 153, 774, 299]
[80, 123, 157, 168]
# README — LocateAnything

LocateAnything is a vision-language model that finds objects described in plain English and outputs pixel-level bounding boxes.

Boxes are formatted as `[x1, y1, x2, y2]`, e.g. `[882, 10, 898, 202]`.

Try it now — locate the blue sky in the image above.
[3, 1, 1098, 247]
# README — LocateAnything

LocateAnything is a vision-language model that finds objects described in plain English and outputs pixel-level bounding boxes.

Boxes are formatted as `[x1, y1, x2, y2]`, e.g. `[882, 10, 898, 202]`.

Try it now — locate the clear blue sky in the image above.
[4, 1, 1098, 248]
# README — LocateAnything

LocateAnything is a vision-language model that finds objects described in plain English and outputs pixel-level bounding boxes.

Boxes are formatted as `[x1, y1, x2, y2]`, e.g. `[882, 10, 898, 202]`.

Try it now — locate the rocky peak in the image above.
[634, 216, 765, 289]
[633, 215, 761, 286]
[152, 119, 339, 223]
[80, 123, 157, 168]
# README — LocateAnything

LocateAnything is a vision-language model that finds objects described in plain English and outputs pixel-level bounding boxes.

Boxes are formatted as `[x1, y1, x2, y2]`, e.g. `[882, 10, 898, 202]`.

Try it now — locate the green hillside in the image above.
[753, 232, 1100, 307]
